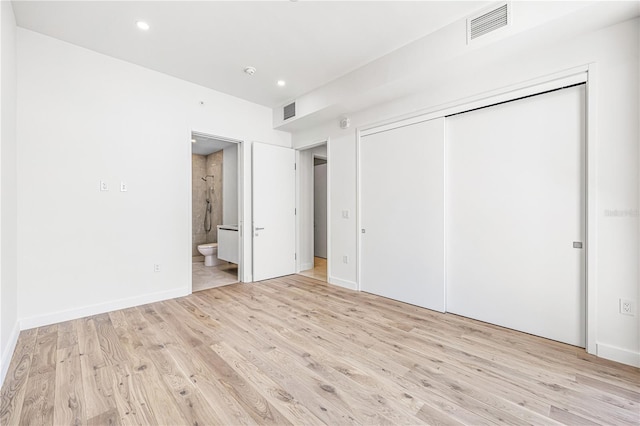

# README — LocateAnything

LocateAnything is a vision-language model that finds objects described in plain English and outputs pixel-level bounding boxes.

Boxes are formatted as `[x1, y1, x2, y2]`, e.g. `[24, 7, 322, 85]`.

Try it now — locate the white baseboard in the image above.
[1, 321, 20, 387]
[328, 276, 358, 291]
[19, 287, 191, 331]
[597, 343, 640, 368]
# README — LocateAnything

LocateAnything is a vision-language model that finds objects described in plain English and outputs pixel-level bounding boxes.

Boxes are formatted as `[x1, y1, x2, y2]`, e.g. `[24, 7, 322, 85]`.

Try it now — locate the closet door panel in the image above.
[360, 118, 445, 312]
[446, 85, 586, 347]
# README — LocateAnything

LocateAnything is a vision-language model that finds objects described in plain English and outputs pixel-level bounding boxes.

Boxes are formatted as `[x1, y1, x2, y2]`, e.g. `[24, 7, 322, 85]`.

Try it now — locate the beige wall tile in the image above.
[192, 152, 224, 257]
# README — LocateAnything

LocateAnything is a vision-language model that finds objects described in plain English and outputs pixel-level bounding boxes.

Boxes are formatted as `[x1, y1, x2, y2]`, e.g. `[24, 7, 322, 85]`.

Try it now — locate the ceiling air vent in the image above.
[467, 2, 510, 43]
[283, 102, 296, 121]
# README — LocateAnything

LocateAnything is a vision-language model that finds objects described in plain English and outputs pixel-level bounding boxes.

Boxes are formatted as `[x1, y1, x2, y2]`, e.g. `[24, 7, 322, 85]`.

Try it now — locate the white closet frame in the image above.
[356, 64, 598, 355]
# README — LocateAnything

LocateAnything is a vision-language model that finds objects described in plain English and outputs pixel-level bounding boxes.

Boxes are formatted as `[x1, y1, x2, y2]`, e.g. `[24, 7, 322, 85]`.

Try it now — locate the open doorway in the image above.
[297, 143, 328, 282]
[191, 132, 241, 291]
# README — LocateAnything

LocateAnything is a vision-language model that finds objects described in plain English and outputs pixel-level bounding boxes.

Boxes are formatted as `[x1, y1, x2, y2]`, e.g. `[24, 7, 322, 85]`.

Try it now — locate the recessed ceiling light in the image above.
[191, 138, 196, 143]
[136, 21, 150, 31]
[277, 80, 286, 87]
[243, 66, 257, 76]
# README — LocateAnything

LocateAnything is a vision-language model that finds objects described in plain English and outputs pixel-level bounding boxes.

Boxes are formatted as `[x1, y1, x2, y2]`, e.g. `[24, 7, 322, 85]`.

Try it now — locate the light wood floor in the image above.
[298, 257, 327, 282]
[2, 275, 639, 425]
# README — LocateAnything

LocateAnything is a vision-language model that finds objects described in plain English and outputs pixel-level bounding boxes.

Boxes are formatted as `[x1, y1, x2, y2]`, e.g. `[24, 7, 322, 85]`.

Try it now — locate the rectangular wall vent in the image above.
[467, 3, 510, 43]
[283, 102, 296, 120]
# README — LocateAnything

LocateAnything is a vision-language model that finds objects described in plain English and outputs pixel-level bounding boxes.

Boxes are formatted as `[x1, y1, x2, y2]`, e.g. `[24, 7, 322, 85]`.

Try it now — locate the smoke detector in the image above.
[340, 117, 351, 129]
[243, 66, 257, 76]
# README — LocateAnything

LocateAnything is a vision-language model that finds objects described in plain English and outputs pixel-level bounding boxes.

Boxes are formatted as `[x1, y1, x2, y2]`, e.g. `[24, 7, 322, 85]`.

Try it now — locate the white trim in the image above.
[311, 152, 326, 266]
[189, 130, 245, 284]
[355, 128, 362, 291]
[443, 122, 447, 313]
[237, 140, 246, 282]
[238, 141, 253, 283]
[360, 65, 589, 137]
[191, 131, 242, 145]
[294, 140, 330, 278]
[596, 343, 640, 368]
[0, 321, 20, 387]
[19, 287, 190, 330]
[239, 141, 252, 283]
[295, 138, 329, 151]
[295, 148, 302, 273]
[585, 63, 598, 356]
[326, 138, 332, 282]
[328, 276, 358, 291]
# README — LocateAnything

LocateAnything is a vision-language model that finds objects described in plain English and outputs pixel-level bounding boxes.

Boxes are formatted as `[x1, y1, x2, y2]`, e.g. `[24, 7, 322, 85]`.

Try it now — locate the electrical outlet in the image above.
[154, 264, 161, 273]
[620, 299, 635, 316]
[342, 210, 350, 219]
[100, 180, 108, 191]
[120, 181, 128, 192]
[342, 255, 349, 264]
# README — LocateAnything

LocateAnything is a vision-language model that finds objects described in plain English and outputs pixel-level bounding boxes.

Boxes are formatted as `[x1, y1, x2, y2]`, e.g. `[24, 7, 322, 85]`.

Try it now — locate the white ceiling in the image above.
[191, 134, 236, 156]
[11, 1, 488, 108]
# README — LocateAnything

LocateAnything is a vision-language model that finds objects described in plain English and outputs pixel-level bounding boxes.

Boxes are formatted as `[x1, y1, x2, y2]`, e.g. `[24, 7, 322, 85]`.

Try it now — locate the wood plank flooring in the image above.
[298, 257, 327, 282]
[2, 275, 639, 425]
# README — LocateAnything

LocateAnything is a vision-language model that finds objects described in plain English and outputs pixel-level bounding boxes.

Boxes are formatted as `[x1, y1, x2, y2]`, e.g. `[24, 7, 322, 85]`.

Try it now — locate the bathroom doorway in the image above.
[297, 142, 328, 282]
[191, 132, 241, 292]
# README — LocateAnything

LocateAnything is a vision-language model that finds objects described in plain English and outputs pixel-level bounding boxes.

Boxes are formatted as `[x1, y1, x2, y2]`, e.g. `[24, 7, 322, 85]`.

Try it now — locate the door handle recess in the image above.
[255, 227, 265, 231]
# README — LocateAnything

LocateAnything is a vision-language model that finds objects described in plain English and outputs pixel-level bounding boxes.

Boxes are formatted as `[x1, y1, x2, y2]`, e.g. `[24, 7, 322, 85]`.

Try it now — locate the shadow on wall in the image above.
[192, 152, 223, 257]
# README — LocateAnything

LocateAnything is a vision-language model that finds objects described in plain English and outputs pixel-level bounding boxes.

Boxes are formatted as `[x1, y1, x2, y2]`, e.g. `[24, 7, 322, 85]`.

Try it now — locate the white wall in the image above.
[0, 0, 18, 386]
[313, 162, 327, 258]
[296, 144, 326, 271]
[327, 134, 358, 290]
[222, 144, 238, 225]
[16, 29, 290, 329]
[292, 18, 639, 365]
[277, 2, 636, 130]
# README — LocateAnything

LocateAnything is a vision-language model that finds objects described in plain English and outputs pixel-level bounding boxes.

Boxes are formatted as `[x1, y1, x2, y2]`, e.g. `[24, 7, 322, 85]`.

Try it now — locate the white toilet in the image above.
[197, 243, 219, 266]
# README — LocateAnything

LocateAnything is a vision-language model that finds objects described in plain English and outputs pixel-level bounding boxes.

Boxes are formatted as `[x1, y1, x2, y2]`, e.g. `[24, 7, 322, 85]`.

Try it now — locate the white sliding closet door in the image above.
[446, 85, 586, 347]
[360, 118, 445, 312]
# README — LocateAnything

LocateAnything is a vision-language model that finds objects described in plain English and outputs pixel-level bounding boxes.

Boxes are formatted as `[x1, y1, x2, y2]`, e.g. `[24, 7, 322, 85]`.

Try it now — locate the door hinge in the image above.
[295, 253, 297, 260]
[295, 208, 297, 215]
[294, 163, 297, 171]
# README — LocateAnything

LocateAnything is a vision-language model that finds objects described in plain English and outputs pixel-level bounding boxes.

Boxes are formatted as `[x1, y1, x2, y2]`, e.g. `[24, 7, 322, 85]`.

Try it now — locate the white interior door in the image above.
[252, 143, 296, 281]
[360, 118, 445, 312]
[446, 85, 586, 347]
[314, 162, 328, 258]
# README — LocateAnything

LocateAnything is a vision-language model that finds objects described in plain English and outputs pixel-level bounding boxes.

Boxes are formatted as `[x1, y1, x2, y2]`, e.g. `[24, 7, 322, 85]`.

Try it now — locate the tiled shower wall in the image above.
[192, 151, 223, 257]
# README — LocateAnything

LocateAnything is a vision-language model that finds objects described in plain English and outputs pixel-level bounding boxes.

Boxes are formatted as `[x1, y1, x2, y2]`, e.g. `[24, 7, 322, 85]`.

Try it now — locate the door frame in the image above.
[295, 140, 331, 280]
[312, 153, 328, 264]
[356, 64, 598, 354]
[189, 131, 246, 284]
